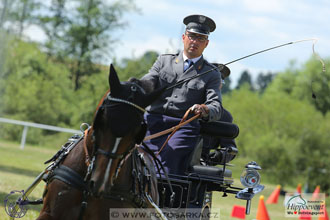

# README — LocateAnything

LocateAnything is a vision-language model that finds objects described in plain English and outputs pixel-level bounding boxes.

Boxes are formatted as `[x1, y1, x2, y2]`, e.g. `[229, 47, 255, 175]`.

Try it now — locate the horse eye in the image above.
[131, 85, 137, 92]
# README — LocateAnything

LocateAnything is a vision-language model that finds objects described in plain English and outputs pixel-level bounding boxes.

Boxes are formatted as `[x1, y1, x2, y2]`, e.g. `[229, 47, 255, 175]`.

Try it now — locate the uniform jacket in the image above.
[141, 51, 222, 122]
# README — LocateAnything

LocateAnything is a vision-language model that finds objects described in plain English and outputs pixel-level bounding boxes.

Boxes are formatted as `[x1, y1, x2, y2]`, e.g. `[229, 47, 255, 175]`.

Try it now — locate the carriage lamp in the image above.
[240, 161, 261, 188]
[236, 161, 264, 215]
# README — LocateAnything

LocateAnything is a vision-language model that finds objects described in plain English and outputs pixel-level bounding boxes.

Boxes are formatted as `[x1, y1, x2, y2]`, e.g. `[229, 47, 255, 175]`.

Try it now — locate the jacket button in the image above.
[174, 95, 178, 98]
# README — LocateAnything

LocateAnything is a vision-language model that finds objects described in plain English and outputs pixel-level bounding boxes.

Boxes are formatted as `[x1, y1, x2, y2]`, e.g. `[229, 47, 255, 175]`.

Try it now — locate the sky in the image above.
[109, 0, 330, 85]
[24, 0, 330, 86]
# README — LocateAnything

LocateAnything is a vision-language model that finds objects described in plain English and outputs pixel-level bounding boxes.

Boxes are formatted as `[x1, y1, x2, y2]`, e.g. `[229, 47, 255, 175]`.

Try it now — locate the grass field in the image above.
[0, 139, 328, 220]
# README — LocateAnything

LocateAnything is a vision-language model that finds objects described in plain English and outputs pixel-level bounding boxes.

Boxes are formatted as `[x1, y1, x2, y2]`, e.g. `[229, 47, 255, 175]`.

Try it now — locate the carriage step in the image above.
[189, 165, 232, 178]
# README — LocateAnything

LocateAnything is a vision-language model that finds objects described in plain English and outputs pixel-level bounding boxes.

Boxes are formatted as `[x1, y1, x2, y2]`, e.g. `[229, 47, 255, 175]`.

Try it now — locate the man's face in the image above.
[182, 31, 209, 59]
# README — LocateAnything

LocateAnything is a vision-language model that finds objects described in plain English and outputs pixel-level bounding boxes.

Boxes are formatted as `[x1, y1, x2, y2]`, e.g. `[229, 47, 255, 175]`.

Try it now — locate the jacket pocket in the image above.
[159, 71, 176, 84]
[187, 80, 205, 90]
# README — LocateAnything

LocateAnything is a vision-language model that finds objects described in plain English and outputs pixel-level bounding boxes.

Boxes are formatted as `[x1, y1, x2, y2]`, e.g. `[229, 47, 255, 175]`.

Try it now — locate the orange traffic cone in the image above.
[266, 185, 281, 204]
[296, 183, 302, 194]
[312, 185, 320, 200]
[318, 207, 329, 220]
[231, 205, 246, 219]
[256, 195, 270, 220]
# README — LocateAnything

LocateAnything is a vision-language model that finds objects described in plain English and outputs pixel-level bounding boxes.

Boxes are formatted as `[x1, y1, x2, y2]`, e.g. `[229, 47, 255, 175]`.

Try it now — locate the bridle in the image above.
[107, 95, 146, 114]
[83, 87, 147, 184]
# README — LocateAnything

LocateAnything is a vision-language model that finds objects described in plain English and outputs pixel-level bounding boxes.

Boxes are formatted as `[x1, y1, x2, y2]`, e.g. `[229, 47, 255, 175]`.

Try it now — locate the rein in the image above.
[83, 128, 91, 166]
[155, 108, 200, 156]
[107, 95, 146, 113]
[84, 91, 202, 166]
[143, 111, 200, 141]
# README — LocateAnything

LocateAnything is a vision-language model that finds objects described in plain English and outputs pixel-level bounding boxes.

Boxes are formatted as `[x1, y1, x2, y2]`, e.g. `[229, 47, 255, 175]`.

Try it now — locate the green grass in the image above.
[0, 140, 328, 220]
[0, 140, 56, 220]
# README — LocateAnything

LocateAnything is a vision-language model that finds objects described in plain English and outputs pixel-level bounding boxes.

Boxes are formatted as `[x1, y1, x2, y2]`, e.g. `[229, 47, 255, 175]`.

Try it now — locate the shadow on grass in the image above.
[0, 164, 41, 178]
[0, 191, 42, 213]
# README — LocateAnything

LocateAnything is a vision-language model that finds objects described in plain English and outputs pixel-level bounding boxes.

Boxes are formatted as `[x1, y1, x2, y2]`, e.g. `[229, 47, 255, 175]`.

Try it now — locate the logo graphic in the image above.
[4, 190, 28, 218]
[285, 193, 326, 218]
[287, 194, 307, 205]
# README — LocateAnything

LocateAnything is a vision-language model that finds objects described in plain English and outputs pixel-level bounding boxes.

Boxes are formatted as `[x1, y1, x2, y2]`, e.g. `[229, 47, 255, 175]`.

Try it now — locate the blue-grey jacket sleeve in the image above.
[204, 72, 222, 122]
[140, 55, 162, 90]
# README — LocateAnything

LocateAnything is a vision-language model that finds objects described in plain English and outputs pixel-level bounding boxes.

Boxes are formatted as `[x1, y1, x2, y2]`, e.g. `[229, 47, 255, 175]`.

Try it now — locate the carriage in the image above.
[6, 65, 264, 220]
[153, 119, 264, 219]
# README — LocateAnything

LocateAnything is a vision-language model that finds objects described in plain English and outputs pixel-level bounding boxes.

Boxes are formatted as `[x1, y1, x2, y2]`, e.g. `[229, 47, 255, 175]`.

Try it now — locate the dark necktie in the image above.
[184, 59, 193, 71]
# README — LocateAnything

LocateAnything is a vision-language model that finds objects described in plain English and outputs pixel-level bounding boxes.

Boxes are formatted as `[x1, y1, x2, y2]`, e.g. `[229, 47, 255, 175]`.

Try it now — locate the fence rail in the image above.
[0, 117, 82, 149]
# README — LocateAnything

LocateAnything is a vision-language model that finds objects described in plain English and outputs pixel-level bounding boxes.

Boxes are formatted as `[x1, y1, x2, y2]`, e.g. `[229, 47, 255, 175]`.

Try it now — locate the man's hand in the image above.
[191, 104, 209, 118]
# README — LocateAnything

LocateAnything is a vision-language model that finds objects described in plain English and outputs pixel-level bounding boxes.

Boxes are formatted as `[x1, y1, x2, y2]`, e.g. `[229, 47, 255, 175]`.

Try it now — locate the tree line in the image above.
[1, 0, 329, 193]
[1, 0, 136, 90]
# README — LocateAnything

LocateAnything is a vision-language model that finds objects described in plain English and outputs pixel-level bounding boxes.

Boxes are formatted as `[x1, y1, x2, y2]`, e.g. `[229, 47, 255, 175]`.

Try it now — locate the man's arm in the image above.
[140, 55, 162, 91]
[205, 75, 222, 122]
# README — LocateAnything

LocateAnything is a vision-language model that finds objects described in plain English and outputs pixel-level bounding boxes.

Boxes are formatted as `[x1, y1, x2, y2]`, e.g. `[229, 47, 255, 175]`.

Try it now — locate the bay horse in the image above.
[37, 64, 164, 220]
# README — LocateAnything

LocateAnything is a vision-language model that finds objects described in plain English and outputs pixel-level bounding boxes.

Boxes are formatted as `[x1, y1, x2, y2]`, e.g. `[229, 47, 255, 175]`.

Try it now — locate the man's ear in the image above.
[205, 39, 209, 48]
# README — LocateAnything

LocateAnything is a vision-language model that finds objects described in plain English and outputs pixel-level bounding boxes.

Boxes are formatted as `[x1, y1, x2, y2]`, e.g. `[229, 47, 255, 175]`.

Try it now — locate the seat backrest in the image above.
[200, 121, 239, 139]
[186, 121, 239, 170]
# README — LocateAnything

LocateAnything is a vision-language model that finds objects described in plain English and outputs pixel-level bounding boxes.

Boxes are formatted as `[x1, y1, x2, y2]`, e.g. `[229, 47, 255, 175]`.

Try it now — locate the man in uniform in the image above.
[141, 14, 222, 175]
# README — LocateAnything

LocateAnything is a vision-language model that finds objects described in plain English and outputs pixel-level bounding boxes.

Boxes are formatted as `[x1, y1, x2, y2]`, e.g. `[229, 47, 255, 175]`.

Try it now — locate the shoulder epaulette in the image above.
[161, 53, 179, 56]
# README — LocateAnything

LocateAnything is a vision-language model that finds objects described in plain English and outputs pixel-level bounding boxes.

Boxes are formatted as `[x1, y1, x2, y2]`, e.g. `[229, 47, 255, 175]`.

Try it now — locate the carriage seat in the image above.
[199, 120, 239, 139]
[189, 164, 232, 178]
[187, 121, 239, 167]
[186, 121, 239, 180]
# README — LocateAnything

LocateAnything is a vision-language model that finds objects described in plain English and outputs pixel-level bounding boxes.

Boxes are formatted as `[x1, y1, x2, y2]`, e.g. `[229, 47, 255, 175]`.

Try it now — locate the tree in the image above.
[0, 0, 10, 29]
[37, 0, 67, 58]
[37, 0, 137, 90]
[116, 51, 159, 81]
[256, 72, 275, 93]
[0, 39, 74, 141]
[236, 70, 253, 90]
[221, 77, 232, 94]
[1, 0, 40, 37]
[223, 85, 329, 188]
[268, 57, 330, 115]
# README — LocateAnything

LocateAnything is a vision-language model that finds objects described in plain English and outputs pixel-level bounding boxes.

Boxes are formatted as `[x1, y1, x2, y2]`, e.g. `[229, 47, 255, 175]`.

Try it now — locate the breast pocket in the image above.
[187, 80, 205, 91]
[185, 80, 205, 102]
[159, 71, 176, 85]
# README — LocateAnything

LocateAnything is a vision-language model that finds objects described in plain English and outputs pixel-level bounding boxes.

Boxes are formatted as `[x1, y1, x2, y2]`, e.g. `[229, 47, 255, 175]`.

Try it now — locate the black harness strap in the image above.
[48, 165, 88, 192]
[96, 148, 124, 159]
[47, 165, 89, 220]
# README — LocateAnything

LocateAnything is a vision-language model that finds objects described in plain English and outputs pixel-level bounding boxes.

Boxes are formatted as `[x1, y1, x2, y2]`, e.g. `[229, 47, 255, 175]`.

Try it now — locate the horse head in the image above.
[89, 64, 161, 197]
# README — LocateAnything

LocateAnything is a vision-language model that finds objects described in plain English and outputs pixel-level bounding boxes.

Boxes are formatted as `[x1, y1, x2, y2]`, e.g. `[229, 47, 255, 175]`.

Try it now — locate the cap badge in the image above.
[199, 15, 206, 23]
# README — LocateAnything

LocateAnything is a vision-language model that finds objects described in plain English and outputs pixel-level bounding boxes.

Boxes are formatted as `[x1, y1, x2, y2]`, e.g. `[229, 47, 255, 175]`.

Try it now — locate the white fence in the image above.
[0, 117, 82, 149]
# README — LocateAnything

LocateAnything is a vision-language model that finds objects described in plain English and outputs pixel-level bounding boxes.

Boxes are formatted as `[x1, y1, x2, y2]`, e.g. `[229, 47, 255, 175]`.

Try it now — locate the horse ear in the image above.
[109, 64, 122, 96]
